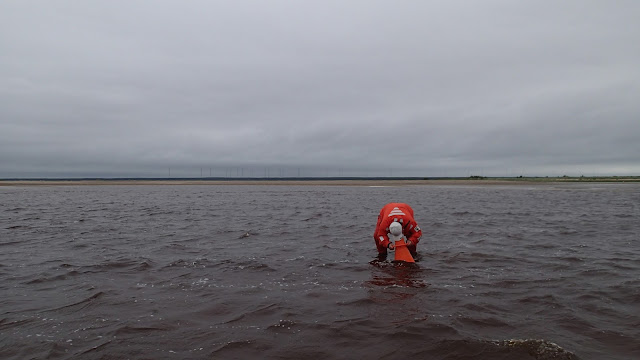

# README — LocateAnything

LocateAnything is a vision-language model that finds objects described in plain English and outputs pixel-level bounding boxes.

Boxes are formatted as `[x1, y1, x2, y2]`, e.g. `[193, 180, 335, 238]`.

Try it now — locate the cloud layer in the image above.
[2, 1, 639, 177]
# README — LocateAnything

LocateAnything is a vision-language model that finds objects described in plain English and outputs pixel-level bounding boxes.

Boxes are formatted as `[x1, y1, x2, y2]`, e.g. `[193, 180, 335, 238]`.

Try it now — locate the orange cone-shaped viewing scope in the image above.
[388, 221, 415, 263]
[393, 240, 415, 263]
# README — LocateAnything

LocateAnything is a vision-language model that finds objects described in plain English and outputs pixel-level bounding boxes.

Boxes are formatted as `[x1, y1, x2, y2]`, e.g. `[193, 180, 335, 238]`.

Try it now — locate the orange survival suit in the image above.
[373, 203, 422, 256]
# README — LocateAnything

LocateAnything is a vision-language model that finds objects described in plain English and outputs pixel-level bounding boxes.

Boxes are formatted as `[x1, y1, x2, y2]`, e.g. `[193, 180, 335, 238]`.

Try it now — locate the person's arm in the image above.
[406, 220, 422, 245]
[373, 213, 383, 240]
[375, 217, 392, 249]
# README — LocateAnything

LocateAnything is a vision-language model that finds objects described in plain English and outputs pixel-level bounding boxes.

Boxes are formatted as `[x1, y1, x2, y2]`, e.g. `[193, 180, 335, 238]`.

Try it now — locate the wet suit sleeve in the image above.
[406, 219, 422, 245]
[375, 216, 394, 249]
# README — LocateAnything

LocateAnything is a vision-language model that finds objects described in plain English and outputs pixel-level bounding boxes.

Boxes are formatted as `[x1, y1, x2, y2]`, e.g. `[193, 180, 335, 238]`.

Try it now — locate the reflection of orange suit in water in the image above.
[373, 203, 422, 256]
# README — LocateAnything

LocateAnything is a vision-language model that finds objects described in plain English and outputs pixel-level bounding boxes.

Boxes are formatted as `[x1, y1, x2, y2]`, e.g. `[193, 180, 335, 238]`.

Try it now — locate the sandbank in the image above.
[0, 179, 580, 187]
[2, 176, 638, 187]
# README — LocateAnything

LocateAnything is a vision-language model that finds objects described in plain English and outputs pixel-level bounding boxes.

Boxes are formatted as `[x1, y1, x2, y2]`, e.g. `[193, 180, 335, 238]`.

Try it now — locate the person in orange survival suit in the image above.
[373, 203, 422, 257]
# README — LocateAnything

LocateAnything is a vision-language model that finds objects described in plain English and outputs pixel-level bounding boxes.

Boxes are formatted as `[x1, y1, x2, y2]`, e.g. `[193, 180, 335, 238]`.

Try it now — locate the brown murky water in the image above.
[1, 184, 639, 359]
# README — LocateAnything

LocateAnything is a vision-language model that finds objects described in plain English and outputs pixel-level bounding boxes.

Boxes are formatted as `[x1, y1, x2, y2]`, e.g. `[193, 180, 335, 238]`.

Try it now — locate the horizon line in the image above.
[2, 175, 640, 182]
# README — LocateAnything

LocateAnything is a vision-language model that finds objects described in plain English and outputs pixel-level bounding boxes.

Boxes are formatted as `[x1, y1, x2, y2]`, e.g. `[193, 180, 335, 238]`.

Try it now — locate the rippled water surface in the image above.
[1, 183, 639, 360]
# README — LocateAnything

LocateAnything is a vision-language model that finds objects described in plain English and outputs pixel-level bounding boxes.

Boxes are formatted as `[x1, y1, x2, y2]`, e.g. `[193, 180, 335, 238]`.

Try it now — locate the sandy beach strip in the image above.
[0, 179, 562, 187]
[2, 177, 638, 187]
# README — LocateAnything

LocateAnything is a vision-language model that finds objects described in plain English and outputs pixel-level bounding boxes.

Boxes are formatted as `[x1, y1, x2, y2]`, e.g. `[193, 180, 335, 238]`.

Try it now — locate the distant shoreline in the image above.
[1, 177, 639, 186]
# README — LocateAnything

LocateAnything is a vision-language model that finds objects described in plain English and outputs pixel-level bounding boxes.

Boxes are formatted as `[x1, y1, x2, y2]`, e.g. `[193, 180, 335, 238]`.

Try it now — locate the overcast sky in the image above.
[1, 1, 639, 178]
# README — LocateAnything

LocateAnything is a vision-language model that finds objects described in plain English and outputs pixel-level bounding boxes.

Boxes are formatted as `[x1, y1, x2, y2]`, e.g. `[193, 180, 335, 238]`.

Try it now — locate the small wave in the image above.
[23, 271, 80, 284]
[613, 213, 634, 218]
[577, 268, 617, 278]
[335, 298, 377, 306]
[210, 340, 254, 357]
[454, 315, 513, 329]
[554, 256, 584, 263]
[524, 242, 558, 250]
[238, 229, 258, 239]
[184, 258, 279, 272]
[0, 318, 35, 330]
[5, 206, 26, 211]
[492, 339, 579, 359]
[407, 338, 578, 360]
[559, 229, 579, 235]
[165, 258, 218, 269]
[80, 257, 154, 272]
[75, 340, 113, 356]
[164, 243, 188, 250]
[44, 342, 69, 359]
[516, 294, 564, 307]
[451, 211, 486, 216]
[133, 260, 154, 270]
[0, 239, 25, 247]
[266, 319, 296, 332]
[44, 291, 105, 312]
[220, 303, 280, 324]
[114, 325, 171, 336]
[302, 213, 324, 221]
[5, 225, 27, 229]
[236, 262, 277, 272]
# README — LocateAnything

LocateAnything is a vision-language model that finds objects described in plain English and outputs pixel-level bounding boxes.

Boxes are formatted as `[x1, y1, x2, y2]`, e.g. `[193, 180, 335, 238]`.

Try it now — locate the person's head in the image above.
[389, 222, 402, 236]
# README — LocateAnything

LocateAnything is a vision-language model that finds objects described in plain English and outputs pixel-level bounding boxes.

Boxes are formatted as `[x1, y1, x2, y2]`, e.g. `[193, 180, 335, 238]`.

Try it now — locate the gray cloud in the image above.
[1, 0, 639, 178]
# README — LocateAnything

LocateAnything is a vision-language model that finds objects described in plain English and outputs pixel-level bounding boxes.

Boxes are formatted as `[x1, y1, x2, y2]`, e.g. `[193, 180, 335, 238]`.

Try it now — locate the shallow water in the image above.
[1, 183, 639, 359]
